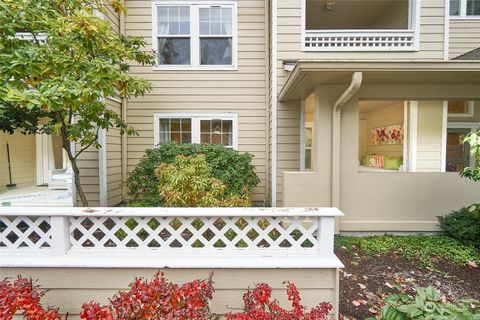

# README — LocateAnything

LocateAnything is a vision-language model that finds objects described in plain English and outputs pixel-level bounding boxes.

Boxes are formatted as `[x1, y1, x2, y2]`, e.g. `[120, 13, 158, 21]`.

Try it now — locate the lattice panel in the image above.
[69, 216, 319, 250]
[0, 216, 52, 249]
[304, 34, 415, 51]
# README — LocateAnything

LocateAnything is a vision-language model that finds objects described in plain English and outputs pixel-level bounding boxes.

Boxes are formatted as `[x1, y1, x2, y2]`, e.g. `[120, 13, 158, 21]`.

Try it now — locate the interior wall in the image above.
[361, 101, 404, 160]
[0, 131, 36, 192]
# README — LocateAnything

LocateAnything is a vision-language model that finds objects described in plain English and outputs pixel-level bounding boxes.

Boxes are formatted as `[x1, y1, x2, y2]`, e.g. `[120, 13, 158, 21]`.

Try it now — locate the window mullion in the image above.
[191, 5, 200, 67]
[462, 0, 467, 16]
[192, 117, 201, 143]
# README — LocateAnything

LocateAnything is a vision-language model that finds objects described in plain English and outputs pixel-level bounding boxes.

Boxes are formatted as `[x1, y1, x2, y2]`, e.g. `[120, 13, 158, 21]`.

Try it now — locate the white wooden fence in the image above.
[0, 207, 344, 269]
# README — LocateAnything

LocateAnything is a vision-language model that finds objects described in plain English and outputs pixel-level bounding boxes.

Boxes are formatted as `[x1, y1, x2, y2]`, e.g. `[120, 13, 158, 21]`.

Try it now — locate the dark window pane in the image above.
[181, 119, 191, 131]
[467, 0, 480, 15]
[450, 0, 460, 15]
[200, 120, 210, 132]
[200, 38, 232, 65]
[171, 118, 180, 131]
[158, 38, 190, 65]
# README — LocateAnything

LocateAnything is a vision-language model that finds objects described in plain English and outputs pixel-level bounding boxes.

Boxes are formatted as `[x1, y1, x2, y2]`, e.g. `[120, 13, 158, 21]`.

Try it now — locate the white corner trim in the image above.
[271, 0, 278, 207]
[444, 0, 450, 61]
[441, 101, 448, 172]
[98, 129, 108, 207]
[70, 140, 76, 207]
[408, 101, 418, 173]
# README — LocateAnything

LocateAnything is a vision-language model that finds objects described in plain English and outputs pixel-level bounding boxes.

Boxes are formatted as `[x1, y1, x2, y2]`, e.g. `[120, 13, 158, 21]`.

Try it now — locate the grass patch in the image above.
[335, 234, 480, 268]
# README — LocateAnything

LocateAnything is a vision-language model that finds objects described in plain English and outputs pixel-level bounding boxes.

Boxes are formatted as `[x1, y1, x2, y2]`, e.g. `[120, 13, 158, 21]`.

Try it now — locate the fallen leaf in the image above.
[385, 282, 394, 288]
[352, 300, 361, 307]
[358, 299, 367, 305]
[362, 275, 369, 280]
[358, 283, 366, 290]
[369, 308, 378, 314]
[468, 261, 478, 268]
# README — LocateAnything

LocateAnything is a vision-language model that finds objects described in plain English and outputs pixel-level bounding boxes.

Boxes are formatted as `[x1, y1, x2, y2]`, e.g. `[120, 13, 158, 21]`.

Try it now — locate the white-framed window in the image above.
[450, 0, 480, 18]
[153, 113, 238, 149]
[447, 100, 475, 118]
[152, 1, 238, 70]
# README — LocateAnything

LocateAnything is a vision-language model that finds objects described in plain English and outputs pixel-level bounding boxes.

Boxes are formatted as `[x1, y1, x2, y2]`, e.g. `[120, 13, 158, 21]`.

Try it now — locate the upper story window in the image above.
[450, 0, 480, 18]
[152, 1, 237, 70]
[302, 0, 419, 52]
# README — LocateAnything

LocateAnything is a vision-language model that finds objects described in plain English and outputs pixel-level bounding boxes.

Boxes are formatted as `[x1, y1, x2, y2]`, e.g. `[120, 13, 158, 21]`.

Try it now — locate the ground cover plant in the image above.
[126, 143, 260, 206]
[336, 235, 480, 320]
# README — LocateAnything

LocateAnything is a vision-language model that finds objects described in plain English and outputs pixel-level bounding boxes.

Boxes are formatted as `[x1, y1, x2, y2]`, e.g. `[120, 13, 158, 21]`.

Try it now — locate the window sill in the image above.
[152, 65, 239, 71]
[450, 16, 480, 20]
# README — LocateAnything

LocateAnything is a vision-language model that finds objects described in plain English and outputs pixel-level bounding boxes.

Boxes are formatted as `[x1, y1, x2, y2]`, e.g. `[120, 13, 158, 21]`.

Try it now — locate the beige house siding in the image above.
[274, 0, 447, 205]
[449, 19, 480, 59]
[124, 0, 268, 203]
[75, 145, 100, 206]
[416, 101, 443, 172]
[106, 98, 123, 206]
[104, 1, 120, 33]
[0, 131, 36, 192]
[2, 267, 338, 319]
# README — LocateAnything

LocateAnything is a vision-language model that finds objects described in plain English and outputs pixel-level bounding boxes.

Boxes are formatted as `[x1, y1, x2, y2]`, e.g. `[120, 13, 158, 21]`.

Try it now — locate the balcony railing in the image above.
[0, 206, 344, 269]
[303, 30, 417, 52]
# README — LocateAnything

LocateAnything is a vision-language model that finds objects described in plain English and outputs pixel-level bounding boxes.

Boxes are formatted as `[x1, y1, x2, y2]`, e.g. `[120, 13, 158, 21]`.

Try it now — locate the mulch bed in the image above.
[336, 246, 480, 320]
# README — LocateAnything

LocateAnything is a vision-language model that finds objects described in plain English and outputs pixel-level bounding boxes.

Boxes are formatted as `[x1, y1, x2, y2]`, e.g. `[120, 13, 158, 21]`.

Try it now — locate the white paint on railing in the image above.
[303, 30, 416, 52]
[0, 207, 344, 269]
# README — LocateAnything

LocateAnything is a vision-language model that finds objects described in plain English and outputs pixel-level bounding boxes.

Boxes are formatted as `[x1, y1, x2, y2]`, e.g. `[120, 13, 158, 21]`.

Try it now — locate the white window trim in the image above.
[153, 113, 238, 149]
[152, 1, 238, 71]
[447, 101, 475, 118]
[450, 0, 480, 18]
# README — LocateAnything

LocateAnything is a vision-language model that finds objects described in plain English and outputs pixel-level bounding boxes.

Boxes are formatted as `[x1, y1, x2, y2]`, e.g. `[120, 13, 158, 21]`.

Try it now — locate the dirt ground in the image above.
[335, 246, 480, 320]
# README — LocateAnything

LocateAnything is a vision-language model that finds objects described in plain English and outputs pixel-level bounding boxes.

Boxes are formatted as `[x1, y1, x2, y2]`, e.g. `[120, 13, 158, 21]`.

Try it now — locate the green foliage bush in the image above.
[126, 143, 260, 206]
[155, 154, 251, 207]
[366, 286, 480, 320]
[438, 204, 480, 249]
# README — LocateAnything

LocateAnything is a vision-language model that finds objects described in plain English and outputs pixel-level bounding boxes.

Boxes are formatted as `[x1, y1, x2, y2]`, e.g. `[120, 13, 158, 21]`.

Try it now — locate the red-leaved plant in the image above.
[0, 276, 62, 320]
[226, 282, 333, 320]
[80, 271, 215, 320]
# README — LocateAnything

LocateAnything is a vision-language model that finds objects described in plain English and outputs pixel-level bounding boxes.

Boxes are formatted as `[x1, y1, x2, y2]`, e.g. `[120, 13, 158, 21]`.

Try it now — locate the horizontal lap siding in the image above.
[275, 0, 446, 205]
[124, 0, 268, 203]
[449, 19, 480, 59]
[106, 98, 123, 206]
[75, 145, 100, 206]
[4, 268, 337, 318]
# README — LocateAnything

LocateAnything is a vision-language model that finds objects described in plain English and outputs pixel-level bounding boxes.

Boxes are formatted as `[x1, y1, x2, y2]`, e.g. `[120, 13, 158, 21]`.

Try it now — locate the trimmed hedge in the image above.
[126, 143, 260, 206]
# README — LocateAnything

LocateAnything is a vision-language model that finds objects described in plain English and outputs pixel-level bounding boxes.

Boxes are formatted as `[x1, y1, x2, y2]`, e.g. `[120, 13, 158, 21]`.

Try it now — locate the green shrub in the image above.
[366, 286, 480, 320]
[126, 143, 260, 206]
[155, 154, 251, 207]
[438, 204, 480, 249]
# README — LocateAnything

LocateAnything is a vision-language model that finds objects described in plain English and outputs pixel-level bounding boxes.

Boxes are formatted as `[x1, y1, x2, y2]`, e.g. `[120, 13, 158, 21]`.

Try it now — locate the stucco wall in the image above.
[1, 267, 339, 319]
[283, 83, 480, 232]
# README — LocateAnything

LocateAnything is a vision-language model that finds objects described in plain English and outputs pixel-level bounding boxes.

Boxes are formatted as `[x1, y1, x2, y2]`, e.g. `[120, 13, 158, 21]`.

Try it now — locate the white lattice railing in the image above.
[303, 30, 416, 51]
[0, 207, 343, 268]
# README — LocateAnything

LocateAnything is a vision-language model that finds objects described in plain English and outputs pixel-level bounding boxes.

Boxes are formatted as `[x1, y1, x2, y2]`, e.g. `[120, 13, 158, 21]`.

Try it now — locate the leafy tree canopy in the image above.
[0, 0, 154, 205]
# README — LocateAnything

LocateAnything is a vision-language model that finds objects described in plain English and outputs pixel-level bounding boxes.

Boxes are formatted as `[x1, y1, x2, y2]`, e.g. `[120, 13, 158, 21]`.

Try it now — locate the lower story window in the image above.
[154, 113, 237, 149]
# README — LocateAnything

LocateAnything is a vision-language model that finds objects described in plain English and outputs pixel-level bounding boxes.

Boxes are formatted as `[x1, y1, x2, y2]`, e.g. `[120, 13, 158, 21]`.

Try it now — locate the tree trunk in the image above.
[63, 142, 89, 207]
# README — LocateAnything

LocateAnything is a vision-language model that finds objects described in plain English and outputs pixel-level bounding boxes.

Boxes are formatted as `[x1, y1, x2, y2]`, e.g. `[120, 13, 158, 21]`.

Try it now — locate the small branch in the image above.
[73, 126, 101, 160]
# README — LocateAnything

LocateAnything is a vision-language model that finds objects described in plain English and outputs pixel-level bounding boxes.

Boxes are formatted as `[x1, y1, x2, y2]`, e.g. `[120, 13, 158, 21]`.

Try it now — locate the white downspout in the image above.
[331, 72, 362, 209]
[271, 0, 278, 206]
